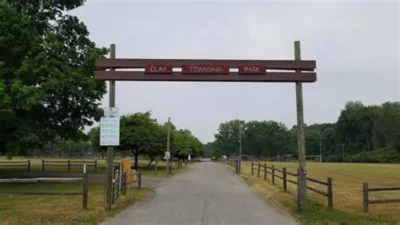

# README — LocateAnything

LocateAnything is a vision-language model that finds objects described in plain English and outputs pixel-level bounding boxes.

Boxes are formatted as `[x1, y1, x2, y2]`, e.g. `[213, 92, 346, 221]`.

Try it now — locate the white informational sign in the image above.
[188, 155, 191, 161]
[104, 107, 118, 117]
[100, 117, 120, 146]
[165, 151, 171, 160]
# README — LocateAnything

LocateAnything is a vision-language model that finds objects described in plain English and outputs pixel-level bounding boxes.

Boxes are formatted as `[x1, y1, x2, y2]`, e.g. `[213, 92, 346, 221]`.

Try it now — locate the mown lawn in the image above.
[232, 161, 400, 225]
[0, 181, 152, 225]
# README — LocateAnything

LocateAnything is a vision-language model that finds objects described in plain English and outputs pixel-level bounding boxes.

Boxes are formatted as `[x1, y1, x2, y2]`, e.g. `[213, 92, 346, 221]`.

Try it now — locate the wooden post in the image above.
[68, 160, 71, 172]
[295, 40, 308, 211]
[327, 177, 333, 209]
[166, 117, 171, 174]
[94, 160, 97, 172]
[27, 160, 31, 172]
[138, 171, 142, 189]
[272, 165, 275, 185]
[251, 161, 254, 176]
[363, 182, 369, 212]
[257, 163, 260, 178]
[122, 172, 127, 195]
[42, 160, 45, 172]
[264, 163, 267, 180]
[105, 43, 116, 210]
[283, 168, 287, 192]
[82, 170, 88, 209]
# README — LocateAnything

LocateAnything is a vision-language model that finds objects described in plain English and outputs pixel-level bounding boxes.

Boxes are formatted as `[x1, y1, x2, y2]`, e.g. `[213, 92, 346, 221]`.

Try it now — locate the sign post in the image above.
[294, 40, 307, 211]
[104, 44, 117, 210]
[166, 117, 171, 174]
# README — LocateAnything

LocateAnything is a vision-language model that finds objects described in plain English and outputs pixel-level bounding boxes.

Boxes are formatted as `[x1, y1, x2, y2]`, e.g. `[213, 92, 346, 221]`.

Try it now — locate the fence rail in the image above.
[0, 160, 31, 171]
[362, 183, 400, 212]
[0, 174, 88, 209]
[251, 161, 333, 209]
[42, 160, 97, 172]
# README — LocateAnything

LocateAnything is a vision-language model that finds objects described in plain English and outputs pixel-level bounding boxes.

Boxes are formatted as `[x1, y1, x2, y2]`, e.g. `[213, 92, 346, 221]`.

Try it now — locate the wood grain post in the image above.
[363, 182, 369, 212]
[68, 160, 71, 172]
[264, 163, 267, 180]
[122, 172, 127, 195]
[272, 165, 275, 185]
[94, 160, 97, 172]
[257, 163, 260, 178]
[105, 43, 116, 210]
[138, 171, 142, 189]
[283, 168, 287, 192]
[82, 172, 88, 209]
[27, 160, 31, 172]
[327, 177, 333, 209]
[251, 161, 254, 176]
[42, 160, 45, 172]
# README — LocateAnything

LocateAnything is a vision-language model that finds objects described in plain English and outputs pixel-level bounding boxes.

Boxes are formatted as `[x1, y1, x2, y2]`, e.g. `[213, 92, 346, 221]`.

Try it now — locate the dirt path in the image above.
[101, 162, 297, 225]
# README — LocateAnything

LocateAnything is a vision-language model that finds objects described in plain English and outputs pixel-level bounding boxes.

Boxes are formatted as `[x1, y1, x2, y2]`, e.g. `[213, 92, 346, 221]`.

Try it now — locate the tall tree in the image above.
[0, 0, 107, 155]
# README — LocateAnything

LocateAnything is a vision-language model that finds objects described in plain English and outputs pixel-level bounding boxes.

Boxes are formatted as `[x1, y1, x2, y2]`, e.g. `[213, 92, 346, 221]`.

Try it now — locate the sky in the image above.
[72, 0, 399, 143]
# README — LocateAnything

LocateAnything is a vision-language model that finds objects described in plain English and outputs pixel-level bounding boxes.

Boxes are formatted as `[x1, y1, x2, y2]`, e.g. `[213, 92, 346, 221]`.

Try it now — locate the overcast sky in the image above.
[73, 0, 399, 143]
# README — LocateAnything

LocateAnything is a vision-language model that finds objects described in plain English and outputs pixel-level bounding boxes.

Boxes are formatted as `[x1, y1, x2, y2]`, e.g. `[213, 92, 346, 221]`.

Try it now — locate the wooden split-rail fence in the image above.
[0, 172, 89, 209]
[42, 160, 98, 172]
[362, 183, 400, 212]
[0, 160, 31, 171]
[250, 161, 333, 209]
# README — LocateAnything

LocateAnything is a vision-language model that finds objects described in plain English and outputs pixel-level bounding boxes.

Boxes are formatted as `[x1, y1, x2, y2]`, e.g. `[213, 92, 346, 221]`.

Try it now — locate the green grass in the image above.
[0, 181, 152, 224]
[227, 161, 400, 225]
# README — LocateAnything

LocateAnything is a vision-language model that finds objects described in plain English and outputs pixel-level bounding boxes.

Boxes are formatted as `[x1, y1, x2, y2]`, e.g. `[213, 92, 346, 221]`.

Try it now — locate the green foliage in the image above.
[212, 101, 400, 162]
[0, 0, 107, 155]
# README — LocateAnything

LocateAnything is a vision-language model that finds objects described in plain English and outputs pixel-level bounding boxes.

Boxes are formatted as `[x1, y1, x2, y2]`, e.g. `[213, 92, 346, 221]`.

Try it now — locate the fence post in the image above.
[27, 160, 31, 172]
[283, 168, 287, 192]
[264, 163, 267, 180]
[42, 160, 45, 172]
[257, 163, 260, 178]
[138, 171, 142, 189]
[82, 166, 88, 210]
[122, 172, 127, 195]
[363, 182, 369, 212]
[68, 160, 71, 172]
[94, 159, 98, 172]
[251, 160, 254, 176]
[327, 177, 333, 209]
[272, 165, 275, 185]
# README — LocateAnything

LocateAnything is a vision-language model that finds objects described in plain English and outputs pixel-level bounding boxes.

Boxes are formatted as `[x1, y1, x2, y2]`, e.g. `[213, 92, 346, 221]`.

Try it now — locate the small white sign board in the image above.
[100, 117, 120, 146]
[104, 107, 118, 117]
[165, 151, 171, 160]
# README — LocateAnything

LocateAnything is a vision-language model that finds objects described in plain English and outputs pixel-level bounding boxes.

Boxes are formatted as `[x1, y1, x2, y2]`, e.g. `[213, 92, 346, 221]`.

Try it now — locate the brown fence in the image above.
[0, 173, 88, 209]
[42, 160, 98, 172]
[251, 161, 333, 209]
[0, 160, 31, 172]
[224, 159, 240, 174]
[362, 183, 400, 212]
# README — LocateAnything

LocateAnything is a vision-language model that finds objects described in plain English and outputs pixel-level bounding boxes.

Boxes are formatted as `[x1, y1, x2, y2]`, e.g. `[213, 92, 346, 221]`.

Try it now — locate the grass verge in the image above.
[227, 162, 400, 225]
[0, 181, 152, 225]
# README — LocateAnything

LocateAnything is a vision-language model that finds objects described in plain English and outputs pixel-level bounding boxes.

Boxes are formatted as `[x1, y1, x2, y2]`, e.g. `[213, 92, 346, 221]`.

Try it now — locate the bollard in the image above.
[283, 168, 287, 191]
[272, 165, 275, 185]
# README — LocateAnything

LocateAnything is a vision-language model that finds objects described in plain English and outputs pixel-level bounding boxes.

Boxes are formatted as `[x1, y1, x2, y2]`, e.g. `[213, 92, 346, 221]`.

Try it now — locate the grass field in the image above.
[0, 157, 174, 176]
[0, 181, 152, 224]
[235, 161, 400, 224]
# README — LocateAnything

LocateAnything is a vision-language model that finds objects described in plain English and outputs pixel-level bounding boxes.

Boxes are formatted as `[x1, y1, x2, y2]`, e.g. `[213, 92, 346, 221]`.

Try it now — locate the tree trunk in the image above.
[134, 153, 139, 170]
[148, 157, 154, 168]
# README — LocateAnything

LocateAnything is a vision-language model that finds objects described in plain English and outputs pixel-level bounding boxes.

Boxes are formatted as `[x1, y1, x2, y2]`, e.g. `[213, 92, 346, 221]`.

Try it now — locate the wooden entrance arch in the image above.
[95, 41, 317, 211]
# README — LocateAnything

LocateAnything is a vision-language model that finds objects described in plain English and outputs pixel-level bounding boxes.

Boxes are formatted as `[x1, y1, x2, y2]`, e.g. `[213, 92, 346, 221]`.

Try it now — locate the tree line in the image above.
[209, 101, 400, 163]
[88, 112, 204, 169]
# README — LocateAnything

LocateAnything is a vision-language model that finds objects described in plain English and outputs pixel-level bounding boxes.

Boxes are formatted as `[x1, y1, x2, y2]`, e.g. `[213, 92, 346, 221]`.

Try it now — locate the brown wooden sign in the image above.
[182, 65, 229, 74]
[238, 65, 266, 75]
[94, 58, 317, 82]
[145, 65, 173, 74]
